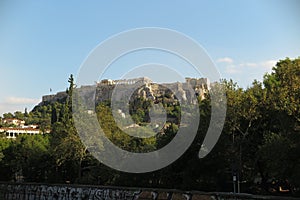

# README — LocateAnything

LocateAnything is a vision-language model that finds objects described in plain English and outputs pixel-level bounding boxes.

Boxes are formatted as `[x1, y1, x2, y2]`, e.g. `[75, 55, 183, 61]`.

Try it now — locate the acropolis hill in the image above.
[40, 77, 210, 106]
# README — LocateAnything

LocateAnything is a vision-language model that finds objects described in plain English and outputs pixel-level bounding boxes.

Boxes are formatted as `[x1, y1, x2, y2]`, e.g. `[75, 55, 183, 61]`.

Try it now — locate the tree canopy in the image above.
[0, 57, 299, 197]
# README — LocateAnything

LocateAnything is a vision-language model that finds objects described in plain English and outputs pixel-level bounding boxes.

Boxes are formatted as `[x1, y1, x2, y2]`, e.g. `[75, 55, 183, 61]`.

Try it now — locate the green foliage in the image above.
[13, 111, 25, 120]
[97, 103, 157, 153]
[0, 135, 51, 182]
[264, 57, 300, 121]
[129, 97, 151, 124]
[2, 113, 13, 119]
[0, 137, 11, 162]
[0, 58, 299, 197]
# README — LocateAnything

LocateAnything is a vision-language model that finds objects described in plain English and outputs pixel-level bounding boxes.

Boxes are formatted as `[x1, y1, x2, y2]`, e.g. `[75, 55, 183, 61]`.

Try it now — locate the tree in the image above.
[257, 57, 300, 193]
[264, 57, 300, 123]
[14, 111, 25, 120]
[0, 135, 51, 182]
[2, 113, 13, 119]
[50, 74, 88, 183]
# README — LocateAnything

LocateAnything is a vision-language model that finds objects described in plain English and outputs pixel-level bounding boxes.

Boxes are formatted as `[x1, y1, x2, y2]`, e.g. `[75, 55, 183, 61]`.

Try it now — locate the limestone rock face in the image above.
[40, 77, 210, 106]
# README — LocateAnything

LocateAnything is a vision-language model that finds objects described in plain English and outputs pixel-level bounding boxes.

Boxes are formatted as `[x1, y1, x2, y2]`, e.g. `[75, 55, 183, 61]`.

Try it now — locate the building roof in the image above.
[0, 127, 40, 132]
[3, 118, 23, 121]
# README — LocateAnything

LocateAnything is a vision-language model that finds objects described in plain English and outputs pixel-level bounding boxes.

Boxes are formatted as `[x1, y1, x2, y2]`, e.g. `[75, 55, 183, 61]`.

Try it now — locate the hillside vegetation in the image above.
[0, 57, 299, 196]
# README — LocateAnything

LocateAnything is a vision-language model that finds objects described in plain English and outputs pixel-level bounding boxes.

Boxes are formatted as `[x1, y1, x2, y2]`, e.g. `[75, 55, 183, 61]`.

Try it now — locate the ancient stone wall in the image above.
[40, 92, 68, 105]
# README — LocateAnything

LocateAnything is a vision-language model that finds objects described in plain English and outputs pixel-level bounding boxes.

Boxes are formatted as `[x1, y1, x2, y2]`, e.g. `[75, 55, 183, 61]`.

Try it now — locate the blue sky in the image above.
[0, 0, 299, 115]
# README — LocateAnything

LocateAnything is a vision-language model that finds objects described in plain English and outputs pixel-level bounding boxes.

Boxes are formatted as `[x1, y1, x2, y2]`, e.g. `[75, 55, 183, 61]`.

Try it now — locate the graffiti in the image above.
[0, 183, 296, 200]
[0, 184, 198, 200]
[0, 184, 142, 200]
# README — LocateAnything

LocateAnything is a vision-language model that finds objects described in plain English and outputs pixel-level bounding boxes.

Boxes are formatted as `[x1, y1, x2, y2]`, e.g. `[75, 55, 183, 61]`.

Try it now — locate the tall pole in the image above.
[238, 137, 243, 193]
[237, 176, 240, 193]
[232, 132, 236, 194]
[233, 174, 236, 194]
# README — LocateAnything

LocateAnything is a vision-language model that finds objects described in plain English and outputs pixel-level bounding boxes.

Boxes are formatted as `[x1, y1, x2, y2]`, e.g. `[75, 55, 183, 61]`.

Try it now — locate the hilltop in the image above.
[39, 77, 210, 106]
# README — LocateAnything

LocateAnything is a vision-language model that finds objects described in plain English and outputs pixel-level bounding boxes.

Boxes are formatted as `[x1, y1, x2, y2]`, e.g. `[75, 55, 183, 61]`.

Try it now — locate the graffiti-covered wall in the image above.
[0, 182, 297, 200]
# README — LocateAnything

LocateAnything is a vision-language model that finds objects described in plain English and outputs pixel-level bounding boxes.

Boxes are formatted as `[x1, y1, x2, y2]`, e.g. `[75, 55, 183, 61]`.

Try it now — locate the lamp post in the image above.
[232, 131, 242, 194]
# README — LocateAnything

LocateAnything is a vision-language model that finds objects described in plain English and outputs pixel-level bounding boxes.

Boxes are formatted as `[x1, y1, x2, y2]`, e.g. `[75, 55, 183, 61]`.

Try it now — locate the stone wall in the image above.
[0, 182, 298, 200]
[41, 92, 68, 105]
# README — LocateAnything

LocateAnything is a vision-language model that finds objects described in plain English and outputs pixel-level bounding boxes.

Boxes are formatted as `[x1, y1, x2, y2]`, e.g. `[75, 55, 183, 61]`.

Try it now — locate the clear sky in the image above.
[0, 0, 299, 115]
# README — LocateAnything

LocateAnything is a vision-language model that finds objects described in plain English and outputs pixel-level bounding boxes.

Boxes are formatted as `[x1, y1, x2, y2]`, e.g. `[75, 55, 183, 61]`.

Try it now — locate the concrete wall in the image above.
[0, 182, 298, 200]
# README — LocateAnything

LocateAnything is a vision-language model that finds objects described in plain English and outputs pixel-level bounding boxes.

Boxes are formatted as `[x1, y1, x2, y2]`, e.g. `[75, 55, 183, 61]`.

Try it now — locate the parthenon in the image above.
[97, 77, 152, 85]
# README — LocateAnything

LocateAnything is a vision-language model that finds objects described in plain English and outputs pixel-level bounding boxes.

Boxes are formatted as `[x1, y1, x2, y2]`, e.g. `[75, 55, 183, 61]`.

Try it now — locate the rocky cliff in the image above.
[40, 77, 209, 106]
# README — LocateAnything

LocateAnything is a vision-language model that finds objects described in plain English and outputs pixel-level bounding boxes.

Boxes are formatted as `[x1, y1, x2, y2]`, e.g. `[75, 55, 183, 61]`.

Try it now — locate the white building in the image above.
[0, 127, 45, 139]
